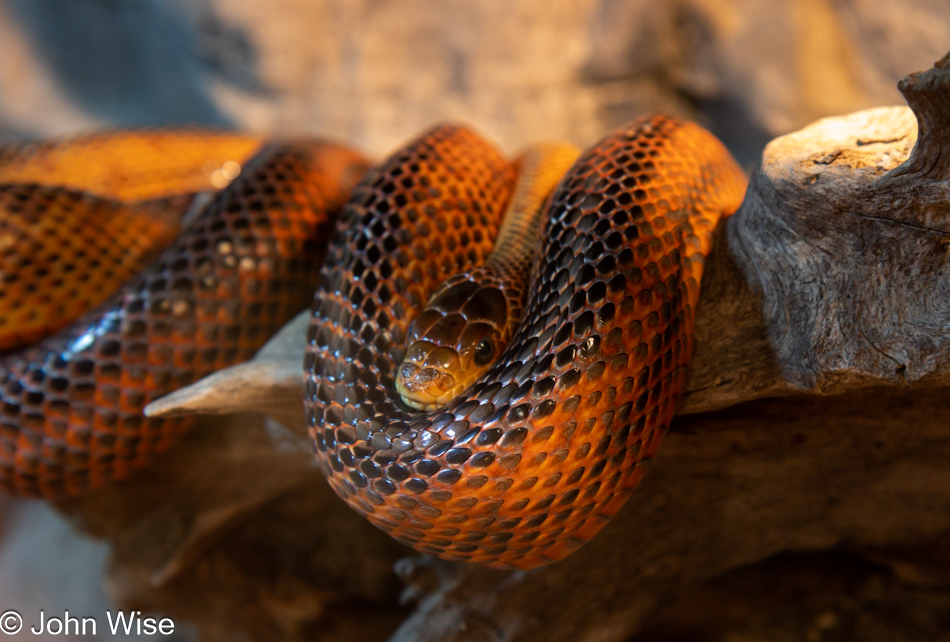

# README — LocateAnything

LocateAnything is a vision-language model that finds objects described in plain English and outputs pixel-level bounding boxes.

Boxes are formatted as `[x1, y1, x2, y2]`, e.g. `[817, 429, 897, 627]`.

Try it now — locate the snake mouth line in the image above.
[395, 361, 459, 410]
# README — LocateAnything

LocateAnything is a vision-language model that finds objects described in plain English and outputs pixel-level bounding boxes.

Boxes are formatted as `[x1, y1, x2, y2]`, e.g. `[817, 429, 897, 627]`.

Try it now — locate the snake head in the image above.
[396, 271, 511, 411]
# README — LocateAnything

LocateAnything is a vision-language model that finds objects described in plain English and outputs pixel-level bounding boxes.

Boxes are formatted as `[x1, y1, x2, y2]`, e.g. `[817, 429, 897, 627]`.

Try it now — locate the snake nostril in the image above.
[436, 373, 455, 391]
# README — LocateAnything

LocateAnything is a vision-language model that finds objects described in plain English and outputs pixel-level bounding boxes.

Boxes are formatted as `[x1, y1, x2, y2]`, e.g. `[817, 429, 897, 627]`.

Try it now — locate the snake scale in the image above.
[0, 117, 744, 568]
[0, 132, 368, 497]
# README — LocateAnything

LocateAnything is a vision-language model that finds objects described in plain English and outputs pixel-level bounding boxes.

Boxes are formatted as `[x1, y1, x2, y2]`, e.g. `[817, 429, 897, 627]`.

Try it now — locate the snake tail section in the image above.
[0, 137, 368, 498]
[307, 116, 746, 569]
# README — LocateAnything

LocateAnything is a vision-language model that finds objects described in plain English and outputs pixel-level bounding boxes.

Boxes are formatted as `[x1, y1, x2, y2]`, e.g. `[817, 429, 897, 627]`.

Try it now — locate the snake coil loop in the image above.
[0, 133, 368, 497]
[306, 116, 745, 569]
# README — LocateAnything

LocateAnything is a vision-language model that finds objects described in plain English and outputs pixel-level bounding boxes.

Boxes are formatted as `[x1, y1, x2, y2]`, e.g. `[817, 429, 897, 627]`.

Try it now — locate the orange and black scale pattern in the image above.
[0, 185, 184, 351]
[306, 116, 746, 569]
[0, 131, 271, 350]
[0, 134, 368, 498]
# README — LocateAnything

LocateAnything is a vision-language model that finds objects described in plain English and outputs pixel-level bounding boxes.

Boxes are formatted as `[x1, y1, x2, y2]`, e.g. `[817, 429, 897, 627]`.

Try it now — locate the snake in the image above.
[306, 116, 745, 568]
[0, 117, 745, 570]
[394, 141, 582, 411]
[0, 131, 369, 497]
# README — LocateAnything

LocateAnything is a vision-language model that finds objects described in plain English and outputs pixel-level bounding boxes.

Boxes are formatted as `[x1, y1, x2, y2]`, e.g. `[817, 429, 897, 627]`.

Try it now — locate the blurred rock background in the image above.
[1, 0, 948, 165]
[0, 1, 948, 640]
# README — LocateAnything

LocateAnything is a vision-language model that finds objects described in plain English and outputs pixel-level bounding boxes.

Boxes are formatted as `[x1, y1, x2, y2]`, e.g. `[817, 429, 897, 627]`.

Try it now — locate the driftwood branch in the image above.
[684, 58, 950, 412]
[38, 53, 950, 641]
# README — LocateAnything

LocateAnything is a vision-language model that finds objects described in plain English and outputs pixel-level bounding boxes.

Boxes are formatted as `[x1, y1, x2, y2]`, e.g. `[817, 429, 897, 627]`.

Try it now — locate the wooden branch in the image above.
[384, 54, 950, 642]
[388, 387, 950, 642]
[144, 313, 310, 432]
[56, 52, 950, 641]
[57, 413, 410, 642]
[886, 50, 950, 182]
[685, 56, 950, 411]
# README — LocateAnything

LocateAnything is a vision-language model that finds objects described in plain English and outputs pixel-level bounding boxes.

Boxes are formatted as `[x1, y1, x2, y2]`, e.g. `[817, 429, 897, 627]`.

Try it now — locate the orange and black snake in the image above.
[0, 117, 745, 569]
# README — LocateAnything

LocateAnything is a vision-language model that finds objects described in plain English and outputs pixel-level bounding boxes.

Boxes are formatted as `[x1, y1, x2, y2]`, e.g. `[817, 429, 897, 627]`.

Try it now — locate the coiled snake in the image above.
[0, 117, 745, 569]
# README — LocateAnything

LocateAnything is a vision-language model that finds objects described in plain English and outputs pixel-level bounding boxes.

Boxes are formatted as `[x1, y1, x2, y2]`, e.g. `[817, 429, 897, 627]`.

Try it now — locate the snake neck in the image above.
[486, 142, 581, 271]
[395, 141, 581, 410]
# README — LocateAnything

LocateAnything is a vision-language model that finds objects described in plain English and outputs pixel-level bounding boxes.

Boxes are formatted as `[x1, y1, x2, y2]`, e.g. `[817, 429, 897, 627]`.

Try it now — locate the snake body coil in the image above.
[306, 116, 745, 569]
[0, 118, 744, 570]
[0, 134, 367, 497]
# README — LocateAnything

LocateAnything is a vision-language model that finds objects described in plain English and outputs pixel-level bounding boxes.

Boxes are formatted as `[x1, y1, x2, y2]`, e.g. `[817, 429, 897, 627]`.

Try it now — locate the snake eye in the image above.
[474, 339, 494, 365]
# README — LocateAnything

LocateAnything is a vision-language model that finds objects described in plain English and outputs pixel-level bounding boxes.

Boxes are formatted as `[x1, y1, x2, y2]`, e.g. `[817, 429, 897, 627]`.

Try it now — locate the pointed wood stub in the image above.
[889, 51, 950, 181]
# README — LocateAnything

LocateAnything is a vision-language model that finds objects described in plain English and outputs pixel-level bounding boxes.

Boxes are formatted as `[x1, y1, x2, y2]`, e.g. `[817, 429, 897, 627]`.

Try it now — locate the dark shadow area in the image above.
[634, 546, 950, 642]
[694, 94, 774, 170]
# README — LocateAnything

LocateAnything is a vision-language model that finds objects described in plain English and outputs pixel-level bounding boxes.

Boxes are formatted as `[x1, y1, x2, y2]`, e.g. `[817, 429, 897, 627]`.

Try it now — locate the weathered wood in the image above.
[686, 58, 950, 411]
[56, 412, 410, 642]
[144, 313, 311, 433]
[146, 60, 950, 421]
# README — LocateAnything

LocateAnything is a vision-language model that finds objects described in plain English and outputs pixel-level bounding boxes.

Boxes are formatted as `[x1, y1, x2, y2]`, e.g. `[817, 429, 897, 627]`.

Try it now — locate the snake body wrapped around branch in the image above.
[306, 116, 745, 568]
[0, 117, 745, 570]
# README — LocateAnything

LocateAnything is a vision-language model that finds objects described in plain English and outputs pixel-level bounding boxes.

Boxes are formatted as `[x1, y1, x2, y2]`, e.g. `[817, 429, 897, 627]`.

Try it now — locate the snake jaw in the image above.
[395, 340, 463, 409]
[395, 274, 515, 410]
